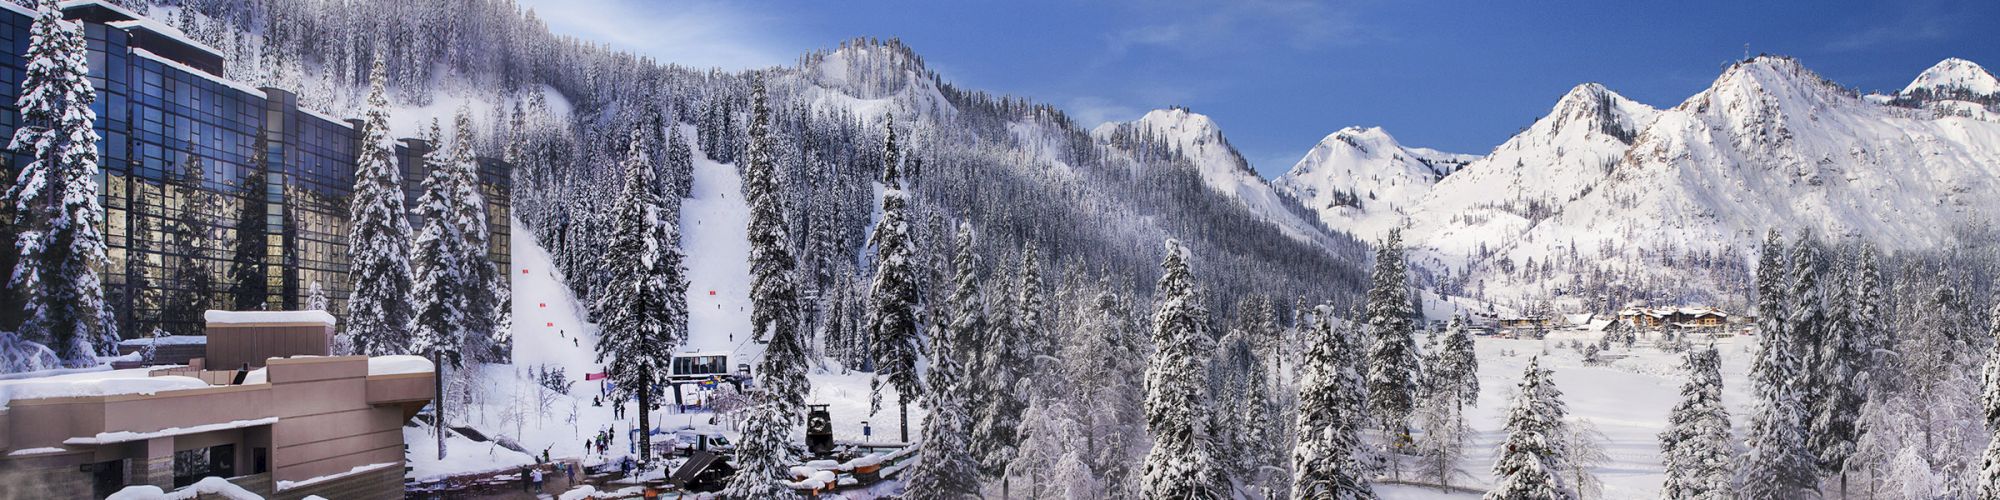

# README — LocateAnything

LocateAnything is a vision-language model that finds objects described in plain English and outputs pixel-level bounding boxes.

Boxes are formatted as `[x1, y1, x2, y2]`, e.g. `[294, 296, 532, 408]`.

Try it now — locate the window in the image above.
[172, 443, 235, 487]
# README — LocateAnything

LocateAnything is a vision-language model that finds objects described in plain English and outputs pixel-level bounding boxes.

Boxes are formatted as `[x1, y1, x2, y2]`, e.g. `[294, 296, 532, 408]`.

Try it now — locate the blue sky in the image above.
[522, 0, 2000, 178]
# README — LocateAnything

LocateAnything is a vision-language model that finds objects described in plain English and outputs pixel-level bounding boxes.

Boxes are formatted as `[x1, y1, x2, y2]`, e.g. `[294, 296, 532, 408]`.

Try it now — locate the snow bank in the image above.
[367, 355, 434, 376]
[0, 369, 208, 408]
[106, 475, 263, 500]
[203, 310, 336, 326]
[7, 446, 65, 456]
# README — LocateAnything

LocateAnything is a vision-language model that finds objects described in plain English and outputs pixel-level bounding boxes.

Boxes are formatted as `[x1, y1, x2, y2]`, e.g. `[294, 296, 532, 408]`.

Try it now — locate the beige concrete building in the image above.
[0, 312, 432, 499]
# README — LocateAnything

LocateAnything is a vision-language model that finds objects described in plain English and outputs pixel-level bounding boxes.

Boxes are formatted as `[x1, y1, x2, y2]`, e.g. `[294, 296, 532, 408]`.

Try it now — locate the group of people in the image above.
[586, 427, 618, 457]
[518, 460, 579, 493]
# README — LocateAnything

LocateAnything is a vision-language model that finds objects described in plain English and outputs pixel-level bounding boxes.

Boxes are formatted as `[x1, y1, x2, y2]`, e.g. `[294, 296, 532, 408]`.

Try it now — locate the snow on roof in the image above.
[203, 309, 335, 326]
[65, 416, 277, 445]
[368, 355, 434, 376]
[129, 48, 266, 98]
[118, 335, 207, 346]
[0, 368, 208, 409]
[300, 106, 352, 129]
[0, 1, 34, 18]
[7, 446, 67, 457]
[106, 18, 225, 60]
[275, 461, 396, 491]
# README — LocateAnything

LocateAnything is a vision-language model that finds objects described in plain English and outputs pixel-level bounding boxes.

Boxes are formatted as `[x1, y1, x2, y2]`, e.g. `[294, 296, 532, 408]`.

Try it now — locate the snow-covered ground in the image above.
[1382, 328, 1756, 499]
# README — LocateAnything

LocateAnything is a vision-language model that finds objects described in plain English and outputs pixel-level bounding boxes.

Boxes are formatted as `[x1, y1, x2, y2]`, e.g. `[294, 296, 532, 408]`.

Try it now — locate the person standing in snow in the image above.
[531, 467, 543, 492]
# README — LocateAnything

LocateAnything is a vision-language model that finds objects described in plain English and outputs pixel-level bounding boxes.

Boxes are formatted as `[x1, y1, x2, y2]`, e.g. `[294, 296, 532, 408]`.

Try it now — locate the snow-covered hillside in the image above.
[1272, 126, 1476, 240]
[1901, 57, 2000, 97]
[1401, 83, 1656, 273]
[1401, 56, 2000, 307]
[1093, 107, 1333, 245]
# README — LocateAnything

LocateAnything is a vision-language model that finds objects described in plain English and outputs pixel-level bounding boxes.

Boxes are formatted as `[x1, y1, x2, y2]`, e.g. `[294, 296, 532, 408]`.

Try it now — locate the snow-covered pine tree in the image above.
[1415, 312, 1479, 487]
[409, 120, 466, 460]
[448, 107, 504, 363]
[1486, 357, 1575, 500]
[592, 128, 687, 464]
[1788, 233, 1829, 432]
[1980, 297, 2000, 499]
[720, 396, 797, 499]
[741, 77, 811, 448]
[1143, 239, 1223, 499]
[972, 269, 1023, 489]
[306, 281, 327, 312]
[867, 114, 923, 443]
[7, 0, 115, 365]
[666, 125, 694, 199]
[1812, 245, 1863, 495]
[1366, 229, 1422, 467]
[1851, 244, 1886, 389]
[904, 222, 981, 499]
[1436, 312, 1480, 406]
[1736, 230, 1819, 498]
[342, 59, 415, 356]
[1660, 345, 1732, 500]
[1014, 244, 1049, 378]
[1290, 307, 1375, 500]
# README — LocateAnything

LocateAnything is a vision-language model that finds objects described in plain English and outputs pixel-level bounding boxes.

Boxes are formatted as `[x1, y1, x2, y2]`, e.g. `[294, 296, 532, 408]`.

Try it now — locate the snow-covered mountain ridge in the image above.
[1412, 55, 2000, 308]
[1092, 107, 1341, 247]
[1271, 126, 1476, 241]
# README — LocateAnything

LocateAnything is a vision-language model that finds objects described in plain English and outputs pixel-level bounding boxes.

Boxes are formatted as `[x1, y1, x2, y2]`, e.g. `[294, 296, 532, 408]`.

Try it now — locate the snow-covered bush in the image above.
[0, 331, 63, 374]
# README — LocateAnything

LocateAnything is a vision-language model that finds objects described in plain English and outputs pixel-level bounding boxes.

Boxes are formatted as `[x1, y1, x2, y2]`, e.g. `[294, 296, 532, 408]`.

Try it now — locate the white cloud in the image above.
[1066, 96, 1143, 130]
[518, 0, 792, 71]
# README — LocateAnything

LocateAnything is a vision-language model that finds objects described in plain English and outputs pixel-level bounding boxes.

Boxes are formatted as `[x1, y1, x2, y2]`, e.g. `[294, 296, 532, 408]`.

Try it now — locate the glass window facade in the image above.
[0, 6, 512, 338]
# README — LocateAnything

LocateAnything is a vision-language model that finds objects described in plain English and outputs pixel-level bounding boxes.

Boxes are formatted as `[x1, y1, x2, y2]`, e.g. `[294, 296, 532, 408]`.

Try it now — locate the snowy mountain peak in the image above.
[1094, 107, 1333, 247]
[1536, 83, 1646, 143]
[1273, 125, 1471, 239]
[1901, 57, 1999, 97]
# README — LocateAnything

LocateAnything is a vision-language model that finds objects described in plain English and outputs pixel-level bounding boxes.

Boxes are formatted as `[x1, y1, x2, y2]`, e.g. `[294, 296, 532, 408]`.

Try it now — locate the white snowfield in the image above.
[366, 355, 434, 376]
[1380, 329, 1755, 499]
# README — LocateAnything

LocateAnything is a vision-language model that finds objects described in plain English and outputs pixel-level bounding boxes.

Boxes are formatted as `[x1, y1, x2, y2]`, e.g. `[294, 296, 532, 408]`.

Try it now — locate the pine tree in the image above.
[1981, 298, 2000, 499]
[1014, 245, 1049, 376]
[410, 119, 467, 371]
[1486, 357, 1575, 500]
[1737, 230, 1818, 498]
[306, 281, 327, 312]
[1291, 308, 1375, 500]
[867, 114, 923, 443]
[342, 59, 415, 356]
[448, 107, 503, 362]
[1366, 229, 1421, 466]
[1416, 313, 1479, 487]
[720, 396, 797, 499]
[7, 0, 115, 365]
[163, 148, 219, 334]
[903, 222, 982, 499]
[227, 135, 269, 311]
[1851, 244, 1886, 389]
[741, 77, 810, 435]
[666, 125, 694, 199]
[593, 128, 687, 464]
[1660, 345, 1733, 500]
[408, 121, 465, 460]
[1812, 247, 1862, 494]
[1143, 240, 1223, 499]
